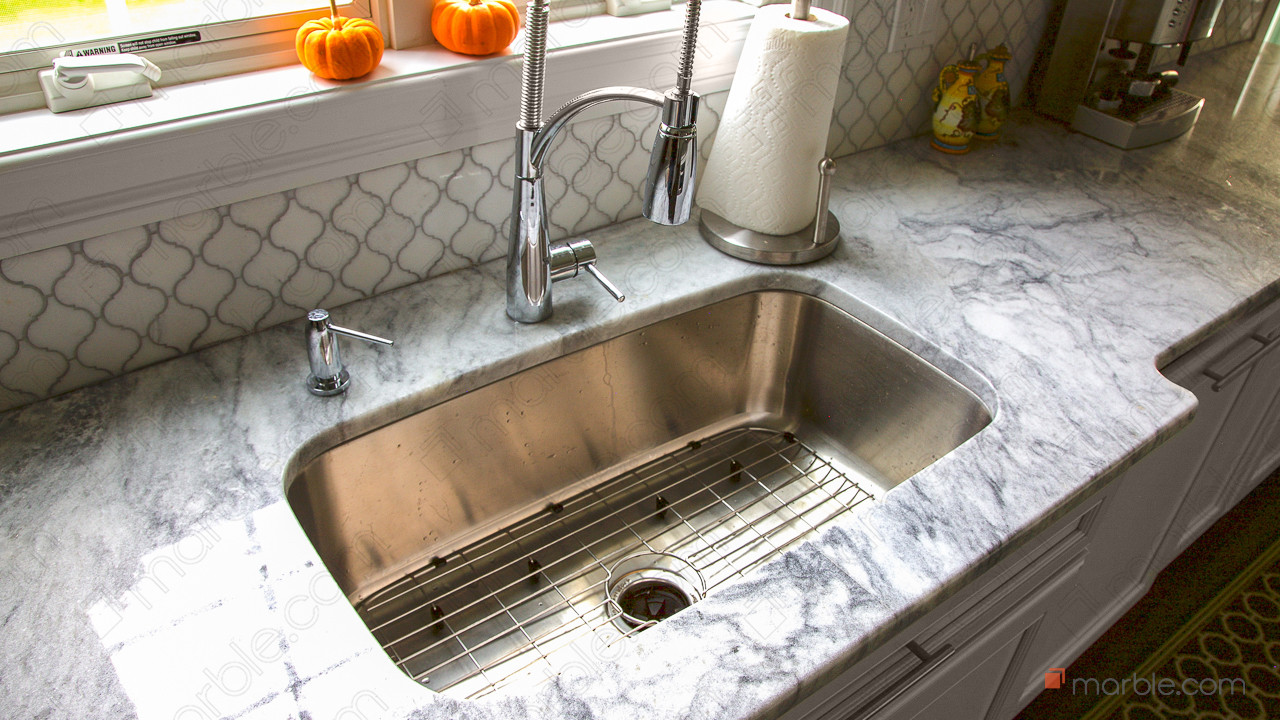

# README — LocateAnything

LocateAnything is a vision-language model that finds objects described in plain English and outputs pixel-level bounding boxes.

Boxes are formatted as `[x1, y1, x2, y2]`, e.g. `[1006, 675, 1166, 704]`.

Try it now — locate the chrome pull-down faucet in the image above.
[506, 0, 702, 323]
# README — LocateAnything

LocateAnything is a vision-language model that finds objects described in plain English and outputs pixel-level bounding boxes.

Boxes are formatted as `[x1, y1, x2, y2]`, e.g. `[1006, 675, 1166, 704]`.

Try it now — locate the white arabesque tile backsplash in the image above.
[0, 99, 725, 410]
[0, 0, 1270, 411]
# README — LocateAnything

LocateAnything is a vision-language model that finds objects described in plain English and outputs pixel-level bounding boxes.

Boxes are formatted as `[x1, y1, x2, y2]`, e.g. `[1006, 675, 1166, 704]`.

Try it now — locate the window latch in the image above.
[38, 53, 162, 114]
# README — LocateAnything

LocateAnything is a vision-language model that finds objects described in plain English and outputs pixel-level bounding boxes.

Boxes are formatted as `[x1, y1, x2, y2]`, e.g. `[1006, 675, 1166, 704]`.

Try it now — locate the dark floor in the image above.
[1098, 559, 1280, 720]
[1016, 466, 1280, 719]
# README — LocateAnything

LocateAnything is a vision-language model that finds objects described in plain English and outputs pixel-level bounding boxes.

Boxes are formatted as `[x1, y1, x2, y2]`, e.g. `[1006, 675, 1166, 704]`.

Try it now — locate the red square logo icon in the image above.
[1045, 668, 1066, 689]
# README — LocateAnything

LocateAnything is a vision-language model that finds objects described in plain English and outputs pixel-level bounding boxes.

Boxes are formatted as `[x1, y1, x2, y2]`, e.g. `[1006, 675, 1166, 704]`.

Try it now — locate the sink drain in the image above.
[607, 552, 705, 631]
[614, 577, 693, 623]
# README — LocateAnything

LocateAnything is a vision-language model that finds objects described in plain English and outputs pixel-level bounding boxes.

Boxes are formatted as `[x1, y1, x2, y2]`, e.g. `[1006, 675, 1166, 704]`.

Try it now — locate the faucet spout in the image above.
[506, 0, 702, 323]
[643, 90, 699, 225]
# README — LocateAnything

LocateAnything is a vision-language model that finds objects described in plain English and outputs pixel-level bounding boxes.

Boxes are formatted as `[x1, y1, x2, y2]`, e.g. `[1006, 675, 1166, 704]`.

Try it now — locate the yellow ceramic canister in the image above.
[931, 59, 982, 154]
[975, 44, 1012, 139]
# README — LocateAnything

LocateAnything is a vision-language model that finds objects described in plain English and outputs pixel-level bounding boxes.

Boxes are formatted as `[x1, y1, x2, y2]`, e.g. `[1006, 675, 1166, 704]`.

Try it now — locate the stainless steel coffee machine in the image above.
[1037, 0, 1225, 148]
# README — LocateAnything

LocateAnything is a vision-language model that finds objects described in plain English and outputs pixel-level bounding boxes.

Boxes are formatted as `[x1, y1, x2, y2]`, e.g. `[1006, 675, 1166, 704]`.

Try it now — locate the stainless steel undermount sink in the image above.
[286, 290, 992, 700]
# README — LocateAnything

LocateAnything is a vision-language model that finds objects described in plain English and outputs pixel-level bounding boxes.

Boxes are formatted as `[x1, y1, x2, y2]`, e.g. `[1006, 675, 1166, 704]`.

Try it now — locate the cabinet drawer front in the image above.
[902, 550, 1088, 720]
[1202, 333, 1280, 391]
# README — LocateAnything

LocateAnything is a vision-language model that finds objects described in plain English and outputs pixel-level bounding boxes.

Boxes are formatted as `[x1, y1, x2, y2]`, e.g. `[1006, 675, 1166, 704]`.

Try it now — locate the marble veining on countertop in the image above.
[4, 43, 1280, 720]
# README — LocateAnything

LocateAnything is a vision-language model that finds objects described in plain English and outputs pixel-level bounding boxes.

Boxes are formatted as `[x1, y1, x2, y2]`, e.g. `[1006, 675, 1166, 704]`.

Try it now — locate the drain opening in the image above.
[607, 552, 705, 631]
[615, 577, 692, 625]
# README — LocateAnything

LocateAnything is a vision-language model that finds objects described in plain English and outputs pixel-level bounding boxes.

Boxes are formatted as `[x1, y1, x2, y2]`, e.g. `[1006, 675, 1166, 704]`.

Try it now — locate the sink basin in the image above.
[286, 290, 992, 699]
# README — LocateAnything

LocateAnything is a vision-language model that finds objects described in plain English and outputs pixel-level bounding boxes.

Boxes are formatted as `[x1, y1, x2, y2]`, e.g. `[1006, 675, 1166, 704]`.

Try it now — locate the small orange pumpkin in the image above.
[296, 0, 384, 80]
[432, 0, 521, 56]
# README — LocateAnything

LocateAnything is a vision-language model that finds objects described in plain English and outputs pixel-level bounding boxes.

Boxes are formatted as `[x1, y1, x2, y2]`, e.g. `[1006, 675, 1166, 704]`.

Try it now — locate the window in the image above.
[0, 0, 373, 112]
[0, 0, 624, 113]
[2, 0, 368, 52]
[0, 0, 751, 258]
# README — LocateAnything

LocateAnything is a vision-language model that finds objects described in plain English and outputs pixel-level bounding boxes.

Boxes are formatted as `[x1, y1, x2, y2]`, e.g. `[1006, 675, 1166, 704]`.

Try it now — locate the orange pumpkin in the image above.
[296, 0, 384, 80]
[432, 0, 521, 56]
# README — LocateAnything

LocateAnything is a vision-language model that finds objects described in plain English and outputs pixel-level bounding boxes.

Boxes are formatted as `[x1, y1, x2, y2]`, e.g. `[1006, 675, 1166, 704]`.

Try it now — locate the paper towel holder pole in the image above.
[789, 0, 812, 20]
[699, 157, 842, 265]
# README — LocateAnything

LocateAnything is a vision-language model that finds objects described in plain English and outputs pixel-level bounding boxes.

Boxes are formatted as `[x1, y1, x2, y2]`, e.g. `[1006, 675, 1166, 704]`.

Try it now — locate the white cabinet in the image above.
[897, 551, 1086, 720]
[1003, 415, 1216, 710]
[1154, 300, 1280, 567]
[1007, 297, 1280, 714]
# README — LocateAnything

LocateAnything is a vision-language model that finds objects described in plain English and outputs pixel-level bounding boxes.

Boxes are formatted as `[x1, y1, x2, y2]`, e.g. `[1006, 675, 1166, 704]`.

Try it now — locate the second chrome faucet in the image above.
[506, 0, 702, 323]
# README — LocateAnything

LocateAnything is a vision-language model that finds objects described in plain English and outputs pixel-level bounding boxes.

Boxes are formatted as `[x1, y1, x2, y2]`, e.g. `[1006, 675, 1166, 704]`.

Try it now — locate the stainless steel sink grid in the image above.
[357, 426, 873, 698]
[287, 290, 993, 700]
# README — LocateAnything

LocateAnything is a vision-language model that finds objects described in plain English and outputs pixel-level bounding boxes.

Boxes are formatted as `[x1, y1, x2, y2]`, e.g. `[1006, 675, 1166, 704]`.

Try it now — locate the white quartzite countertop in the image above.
[3, 42, 1280, 720]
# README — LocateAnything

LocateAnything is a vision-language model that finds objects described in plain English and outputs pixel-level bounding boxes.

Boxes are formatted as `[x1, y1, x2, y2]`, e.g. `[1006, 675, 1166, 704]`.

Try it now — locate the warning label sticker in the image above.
[67, 31, 201, 57]
[69, 44, 120, 57]
[118, 31, 201, 53]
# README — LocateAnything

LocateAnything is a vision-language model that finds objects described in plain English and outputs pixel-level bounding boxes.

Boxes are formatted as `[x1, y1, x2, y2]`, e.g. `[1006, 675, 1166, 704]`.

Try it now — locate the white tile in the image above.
[158, 210, 221, 254]
[216, 281, 274, 332]
[2, 245, 73, 293]
[204, 221, 264, 275]
[151, 299, 212, 350]
[295, 176, 353, 217]
[333, 186, 387, 243]
[26, 298, 94, 356]
[0, 279, 44, 337]
[76, 322, 139, 372]
[174, 259, 237, 316]
[357, 163, 411, 203]
[395, 231, 446, 277]
[83, 227, 150, 270]
[306, 228, 360, 275]
[389, 171, 442, 220]
[365, 210, 416, 260]
[49, 357, 112, 394]
[131, 236, 194, 295]
[270, 201, 326, 258]
[280, 265, 335, 311]
[51, 253, 120, 312]
[0, 331, 15, 366]
[340, 246, 392, 297]
[104, 278, 169, 335]
[0, 342, 65, 397]
[231, 194, 290, 237]
[242, 241, 301, 296]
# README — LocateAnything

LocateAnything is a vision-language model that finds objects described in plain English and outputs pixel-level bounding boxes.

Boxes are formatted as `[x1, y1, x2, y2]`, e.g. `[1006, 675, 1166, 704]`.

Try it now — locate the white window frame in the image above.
[0, 0, 627, 115]
[0, 0, 755, 260]
[0, 0, 377, 114]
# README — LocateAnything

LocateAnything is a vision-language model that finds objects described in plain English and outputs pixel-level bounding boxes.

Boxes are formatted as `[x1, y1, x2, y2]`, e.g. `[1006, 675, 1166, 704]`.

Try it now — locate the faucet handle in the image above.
[305, 309, 393, 396]
[583, 263, 625, 302]
[549, 239, 626, 303]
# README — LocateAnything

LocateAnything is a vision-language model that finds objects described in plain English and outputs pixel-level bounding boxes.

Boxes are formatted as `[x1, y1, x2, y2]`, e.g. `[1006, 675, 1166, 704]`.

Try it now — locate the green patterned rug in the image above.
[1092, 552, 1280, 720]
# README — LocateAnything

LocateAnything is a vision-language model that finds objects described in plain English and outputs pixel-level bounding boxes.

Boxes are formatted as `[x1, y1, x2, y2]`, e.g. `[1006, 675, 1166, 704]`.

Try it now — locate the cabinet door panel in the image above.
[884, 552, 1087, 720]
[1156, 354, 1258, 567]
[1220, 345, 1280, 508]
[904, 632, 1023, 720]
[1008, 411, 1224, 709]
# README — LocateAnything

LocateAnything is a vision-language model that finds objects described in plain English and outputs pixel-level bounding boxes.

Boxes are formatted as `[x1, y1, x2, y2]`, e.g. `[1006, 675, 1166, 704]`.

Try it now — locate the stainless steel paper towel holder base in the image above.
[699, 157, 841, 265]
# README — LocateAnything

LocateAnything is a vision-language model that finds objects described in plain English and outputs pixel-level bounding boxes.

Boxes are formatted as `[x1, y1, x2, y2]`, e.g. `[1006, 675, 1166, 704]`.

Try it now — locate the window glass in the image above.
[8, 0, 339, 52]
[2, 0, 360, 52]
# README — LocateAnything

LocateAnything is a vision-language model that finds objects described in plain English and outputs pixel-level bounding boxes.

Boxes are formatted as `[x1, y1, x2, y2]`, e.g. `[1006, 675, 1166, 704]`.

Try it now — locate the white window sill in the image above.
[0, 0, 752, 261]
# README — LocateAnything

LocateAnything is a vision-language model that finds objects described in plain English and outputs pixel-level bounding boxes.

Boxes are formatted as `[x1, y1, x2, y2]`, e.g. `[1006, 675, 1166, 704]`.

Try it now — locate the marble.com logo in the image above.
[1044, 667, 1246, 696]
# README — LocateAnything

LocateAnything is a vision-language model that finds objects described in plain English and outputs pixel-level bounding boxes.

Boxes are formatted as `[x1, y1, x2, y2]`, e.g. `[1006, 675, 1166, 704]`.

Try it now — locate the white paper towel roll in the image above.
[697, 5, 849, 236]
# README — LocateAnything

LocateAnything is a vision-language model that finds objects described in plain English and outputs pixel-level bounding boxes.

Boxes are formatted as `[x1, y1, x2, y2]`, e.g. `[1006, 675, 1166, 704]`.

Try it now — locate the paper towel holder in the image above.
[699, 157, 841, 265]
